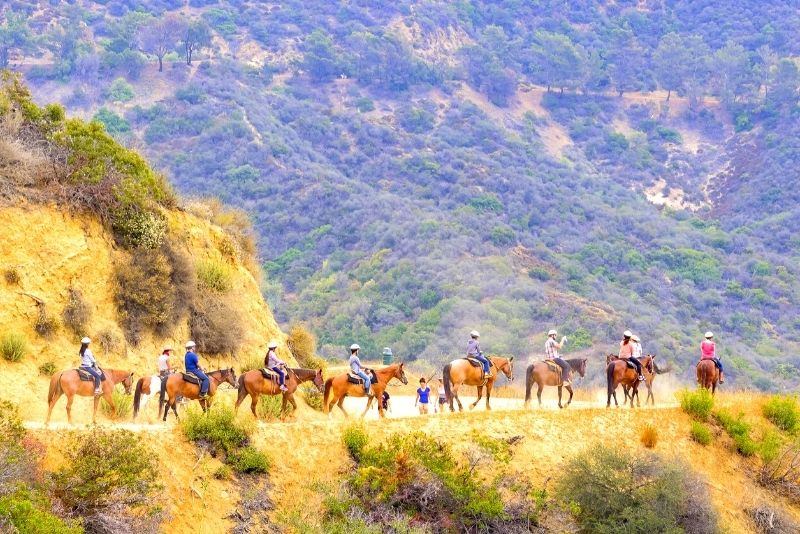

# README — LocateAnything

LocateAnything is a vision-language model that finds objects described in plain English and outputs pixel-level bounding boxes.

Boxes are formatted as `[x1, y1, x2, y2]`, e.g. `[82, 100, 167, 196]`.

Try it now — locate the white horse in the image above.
[132, 375, 163, 421]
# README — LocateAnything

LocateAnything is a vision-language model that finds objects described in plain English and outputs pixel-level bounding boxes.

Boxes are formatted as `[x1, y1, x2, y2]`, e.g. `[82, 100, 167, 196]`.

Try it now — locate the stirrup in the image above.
[94, 389, 102, 396]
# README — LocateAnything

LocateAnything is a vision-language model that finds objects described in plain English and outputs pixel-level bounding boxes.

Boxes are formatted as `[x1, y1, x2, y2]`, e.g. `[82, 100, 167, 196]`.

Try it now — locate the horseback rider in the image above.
[544, 329, 570, 386]
[184, 340, 209, 399]
[264, 340, 288, 392]
[158, 345, 175, 379]
[79, 336, 102, 395]
[619, 330, 644, 381]
[701, 331, 724, 384]
[467, 330, 492, 378]
[349, 344, 372, 395]
[631, 335, 643, 360]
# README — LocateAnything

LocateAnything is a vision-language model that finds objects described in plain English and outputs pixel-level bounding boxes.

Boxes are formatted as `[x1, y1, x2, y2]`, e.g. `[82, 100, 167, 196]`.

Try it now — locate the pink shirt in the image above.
[619, 341, 634, 359]
[701, 340, 715, 359]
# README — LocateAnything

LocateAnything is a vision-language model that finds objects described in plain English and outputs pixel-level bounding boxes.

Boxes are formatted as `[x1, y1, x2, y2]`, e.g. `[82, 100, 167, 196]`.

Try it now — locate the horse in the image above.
[235, 367, 325, 418]
[46, 368, 134, 425]
[696, 359, 719, 395]
[524, 358, 587, 409]
[161, 368, 237, 421]
[623, 356, 669, 406]
[442, 356, 514, 412]
[323, 362, 408, 418]
[606, 354, 654, 408]
[132, 375, 170, 421]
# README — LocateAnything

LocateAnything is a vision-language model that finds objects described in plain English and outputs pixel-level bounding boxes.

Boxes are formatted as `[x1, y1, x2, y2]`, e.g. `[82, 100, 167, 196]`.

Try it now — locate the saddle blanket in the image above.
[347, 370, 377, 385]
[464, 357, 493, 368]
[77, 368, 106, 381]
[181, 372, 201, 385]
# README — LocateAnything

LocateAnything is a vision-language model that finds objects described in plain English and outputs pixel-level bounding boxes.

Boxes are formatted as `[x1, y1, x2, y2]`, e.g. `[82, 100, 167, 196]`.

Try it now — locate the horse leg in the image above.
[485, 382, 492, 410]
[250, 392, 259, 419]
[46, 391, 61, 426]
[537, 384, 543, 407]
[452, 384, 463, 412]
[66, 393, 75, 424]
[337, 394, 349, 418]
[566, 385, 573, 407]
[361, 396, 373, 419]
[93, 395, 101, 424]
[471, 386, 483, 410]
[557, 385, 563, 409]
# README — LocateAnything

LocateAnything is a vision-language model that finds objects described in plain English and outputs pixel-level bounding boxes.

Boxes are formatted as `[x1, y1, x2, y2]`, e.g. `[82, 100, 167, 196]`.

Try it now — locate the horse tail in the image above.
[133, 377, 144, 420]
[47, 372, 63, 405]
[323, 377, 333, 414]
[653, 360, 669, 374]
[442, 363, 452, 403]
[235, 373, 248, 410]
[606, 361, 615, 399]
[524, 364, 534, 403]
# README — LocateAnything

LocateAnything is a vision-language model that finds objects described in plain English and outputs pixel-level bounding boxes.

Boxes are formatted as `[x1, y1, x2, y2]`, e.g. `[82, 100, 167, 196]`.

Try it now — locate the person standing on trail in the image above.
[264, 340, 288, 392]
[184, 340, 210, 399]
[631, 335, 643, 360]
[416, 378, 431, 415]
[349, 344, 371, 395]
[544, 329, 570, 386]
[436, 378, 447, 413]
[381, 390, 391, 413]
[700, 331, 724, 384]
[467, 330, 492, 378]
[619, 331, 644, 382]
[79, 336, 102, 395]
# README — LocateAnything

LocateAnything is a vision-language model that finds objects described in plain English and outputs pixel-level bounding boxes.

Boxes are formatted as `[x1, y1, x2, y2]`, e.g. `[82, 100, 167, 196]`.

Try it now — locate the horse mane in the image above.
[565, 358, 585, 368]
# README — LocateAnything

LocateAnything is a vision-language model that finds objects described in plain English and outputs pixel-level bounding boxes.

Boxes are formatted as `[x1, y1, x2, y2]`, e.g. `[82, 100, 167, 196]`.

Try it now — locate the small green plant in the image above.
[213, 464, 233, 480]
[3, 267, 20, 285]
[715, 409, 758, 457]
[107, 77, 135, 102]
[38, 361, 57, 376]
[342, 423, 369, 461]
[228, 446, 271, 474]
[0, 333, 27, 362]
[300, 384, 324, 411]
[257, 394, 286, 419]
[100, 389, 133, 420]
[690, 421, 713, 446]
[640, 423, 659, 448]
[679, 388, 714, 421]
[763, 395, 800, 434]
[181, 404, 250, 455]
[196, 259, 233, 292]
[759, 430, 783, 464]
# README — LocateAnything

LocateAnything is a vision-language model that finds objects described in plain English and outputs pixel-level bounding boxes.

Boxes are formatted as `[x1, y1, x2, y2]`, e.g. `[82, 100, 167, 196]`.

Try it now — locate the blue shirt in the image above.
[185, 351, 200, 372]
[417, 387, 431, 404]
[349, 354, 363, 373]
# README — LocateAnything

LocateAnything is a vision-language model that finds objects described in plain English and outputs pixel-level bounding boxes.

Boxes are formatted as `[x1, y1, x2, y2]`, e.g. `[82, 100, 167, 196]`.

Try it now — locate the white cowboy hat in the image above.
[350, 343, 360, 350]
[268, 340, 279, 349]
[81, 336, 91, 344]
[631, 335, 640, 342]
[548, 329, 557, 336]
[470, 330, 480, 337]
[704, 331, 714, 339]
[185, 340, 196, 348]
[163, 345, 173, 352]
[623, 330, 632, 338]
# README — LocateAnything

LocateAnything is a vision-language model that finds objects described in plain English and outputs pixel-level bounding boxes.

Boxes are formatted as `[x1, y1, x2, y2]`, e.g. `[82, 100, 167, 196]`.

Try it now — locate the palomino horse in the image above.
[161, 368, 237, 421]
[442, 356, 514, 412]
[235, 367, 325, 418]
[525, 358, 587, 409]
[606, 354, 654, 408]
[623, 356, 669, 406]
[696, 359, 720, 395]
[46, 368, 134, 425]
[323, 362, 408, 418]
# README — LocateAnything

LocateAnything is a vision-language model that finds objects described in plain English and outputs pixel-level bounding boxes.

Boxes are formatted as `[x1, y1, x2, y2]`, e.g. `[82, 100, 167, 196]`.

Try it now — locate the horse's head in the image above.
[643, 355, 654, 374]
[498, 356, 514, 382]
[122, 372, 134, 395]
[395, 362, 408, 385]
[224, 367, 237, 388]
[313, 368, 325, 393]
[576, 358, 588, 378]
[605, 353, 615, 364]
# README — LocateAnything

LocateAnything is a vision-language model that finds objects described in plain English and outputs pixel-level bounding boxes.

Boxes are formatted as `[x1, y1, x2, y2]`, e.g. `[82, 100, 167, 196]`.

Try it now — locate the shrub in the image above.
[115, 247, 175, 345]
[0, 490, 82, 534]
[228, 446, 271, 474]
[679, 388, 714, 421]
[61, 287, 91, 336]
[300, 384, 324, 411]
[558, 445, 717, 533]
[759, 441, 800, 503]
[239, 356, 264, 373]
[34, 307, 58, 338]
[763, 395, 800, 433]
[747, 503, 800, 533]
[287, 323, 326, 369]
[213, 464, 233, 480]
[181, 404, 250, 456]
[162, 239, 197, 330]
[112, 208, 167, 249]
[715, 409, 758, 456]
[342, 423, 368, 461]
[759, 430, 783, 464]
[0, 333, 27, 362]
[640, 424, 659, 448]
[100, 389, 133, 420]
[38, 361, 56, 376]
[3, 268, 20, 285]
[196, 259, 233, 292]
[257, 394, 285, 419]
[690, 422, 713, 446]
[189, 294, 243, 355]
[107, 77, 135, 102]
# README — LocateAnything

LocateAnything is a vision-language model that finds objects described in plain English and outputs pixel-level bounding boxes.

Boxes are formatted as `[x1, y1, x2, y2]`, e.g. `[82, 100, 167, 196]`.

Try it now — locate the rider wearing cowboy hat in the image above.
[467, 330, 492, 378]
[619, 330, 644, 381]
[348, 344, 372, 395]
[544, 329, 570, 386]
[700, 331, 724, 384]
[184, 340, 209, 399]
[265, 340, 289, 392]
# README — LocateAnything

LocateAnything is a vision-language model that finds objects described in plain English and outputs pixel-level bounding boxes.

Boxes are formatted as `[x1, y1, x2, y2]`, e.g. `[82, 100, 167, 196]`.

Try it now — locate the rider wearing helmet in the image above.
[619, 330, 644, 381]
[184, 341, 209, 399]
[467, 330, 492, 378]
[79, 336, 102, 395]
[348, 344, 371, 395]
[701, 332, 724, 384]
[265, 341, 288, 392]
[544, 329, 570, 386]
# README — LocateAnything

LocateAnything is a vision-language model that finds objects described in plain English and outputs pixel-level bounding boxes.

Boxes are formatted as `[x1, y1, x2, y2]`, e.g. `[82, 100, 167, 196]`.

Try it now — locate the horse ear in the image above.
[509, 356, 514, 361]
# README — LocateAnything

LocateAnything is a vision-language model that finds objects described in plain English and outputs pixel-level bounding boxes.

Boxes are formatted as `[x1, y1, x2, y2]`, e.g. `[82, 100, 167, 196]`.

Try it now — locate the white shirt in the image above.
[158, 354, 170, 372]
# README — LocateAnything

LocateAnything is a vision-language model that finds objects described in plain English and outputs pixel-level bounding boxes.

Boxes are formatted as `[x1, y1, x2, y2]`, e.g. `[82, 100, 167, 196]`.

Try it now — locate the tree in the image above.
[711, 41, 755, 105]
[681, 35, 711, 108]
[526, 30, 587, 93]
[768, 58, 799, 108]
[181, 18, 212, 66]
[301, 29, 344, 82]
[47, 23, 83, 77]
[606, 29, 647, 97]
[652, 32, 687, 100]
[0, 10, 35, 68]
[138, 14, 184, 72]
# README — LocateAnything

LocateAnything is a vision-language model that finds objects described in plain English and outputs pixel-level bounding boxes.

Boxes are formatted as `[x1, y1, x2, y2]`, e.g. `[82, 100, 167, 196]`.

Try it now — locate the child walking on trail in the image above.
[415, 378, 431, 415]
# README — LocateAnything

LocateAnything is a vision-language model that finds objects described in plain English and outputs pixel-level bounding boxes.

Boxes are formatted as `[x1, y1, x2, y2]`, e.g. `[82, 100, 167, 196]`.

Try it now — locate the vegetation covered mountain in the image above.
[4, 0, 800, 390]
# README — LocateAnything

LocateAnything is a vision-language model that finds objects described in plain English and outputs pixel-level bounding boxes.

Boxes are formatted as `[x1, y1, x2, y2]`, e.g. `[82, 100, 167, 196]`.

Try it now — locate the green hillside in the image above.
[5, 0, 800, 389]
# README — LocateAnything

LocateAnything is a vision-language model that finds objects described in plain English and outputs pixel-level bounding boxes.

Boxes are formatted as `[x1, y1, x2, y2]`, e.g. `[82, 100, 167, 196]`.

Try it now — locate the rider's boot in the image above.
[280, 384, 288, 392]
[719, 372, 725, 384]
[563, 378, 571, 387]
[94, 387, 102, 396]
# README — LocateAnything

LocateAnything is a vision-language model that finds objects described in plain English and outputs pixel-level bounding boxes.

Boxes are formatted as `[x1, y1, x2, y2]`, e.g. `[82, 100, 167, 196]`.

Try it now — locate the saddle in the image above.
[464, 357, 494, 369]
[544, 360, 560, 372]
[347, 369, 377, 385]
[609, 356, 637, 370]
[181, 372, 201, 385]
[260, 368, 279, 380]
[77, 368, 106, 381]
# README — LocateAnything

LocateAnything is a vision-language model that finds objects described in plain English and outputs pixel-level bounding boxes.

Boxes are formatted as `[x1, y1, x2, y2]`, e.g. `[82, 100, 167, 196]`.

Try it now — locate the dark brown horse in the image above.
[442, 356, 514, 412]
[696, 359, 719, 395]
[235, 367, 325, 418]
[606, 354, 654, 408]
[161, 368, 237, 421]
[323, 362, 408, 418]
[623, 356, 669, 406]
[46, 368, 134, 425]
[525, 358, 587, 408]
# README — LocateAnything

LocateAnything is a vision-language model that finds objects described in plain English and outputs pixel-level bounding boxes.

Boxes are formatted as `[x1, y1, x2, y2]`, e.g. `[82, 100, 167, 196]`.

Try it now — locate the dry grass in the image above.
[640, 423, 659, 448]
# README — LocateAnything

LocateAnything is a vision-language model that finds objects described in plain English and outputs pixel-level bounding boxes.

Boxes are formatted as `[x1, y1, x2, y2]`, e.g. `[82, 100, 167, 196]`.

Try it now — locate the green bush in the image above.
[0, 491, 81, 534]
[112, 208, 167, 249]
[107, 77, 135, 102]
[342, 423, 368, 461]
[38, 361, 56, 376]
[300, 384, 324, 411]
[257, 394, 285, 419]
[100, 389, 133, 420]
[196, 259, 233, 292]
[690, 422, 713, 446]
[228, 446, 271, 474]
[61, 287, 91, 335]
[213, 464, 233, 480]
[181, 404, 250, 456]
[679, 388, 714, 421]
[239, 356, 263, 373]
[558, 445, 717, 533]
[763, 395, 800, 433]
[0, 333, 27, 362]
[759, 430, 783, 464]
[715, 409, 758, 457]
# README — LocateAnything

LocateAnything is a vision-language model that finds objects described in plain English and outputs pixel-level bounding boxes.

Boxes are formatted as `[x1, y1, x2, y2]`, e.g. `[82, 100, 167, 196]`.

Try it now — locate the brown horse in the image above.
[606, 354, 653, 408]
[524, 358, 587, 409]
[161, 368, 237, 421]
[696, 359, 719, 395]
[235, 367, 325, 418]
[442, 356, 514, 412]
[623, 356, 669, 406]
[46, 368, 134, 425]
[323, 362, 408, 418]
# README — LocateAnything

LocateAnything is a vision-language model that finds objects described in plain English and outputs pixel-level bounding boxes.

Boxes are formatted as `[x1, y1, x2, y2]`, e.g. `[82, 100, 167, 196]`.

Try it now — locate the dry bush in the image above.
[34, 305, 58, 338]
[189, 294, 243, 355]
[748, 503, 800, 534]
[3, 267, 20, 285]
[759, 442, 800, 503]
[196, 258, 233, 293]
[640, 423, 659, 448]
[96, 329, 121, 355]
[161, 239, 196, 333]
[287, 323, 326, 369]
[115, 248, 175, 345]
[183, 197, 258, 272]
[62, 286, 91, 335]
